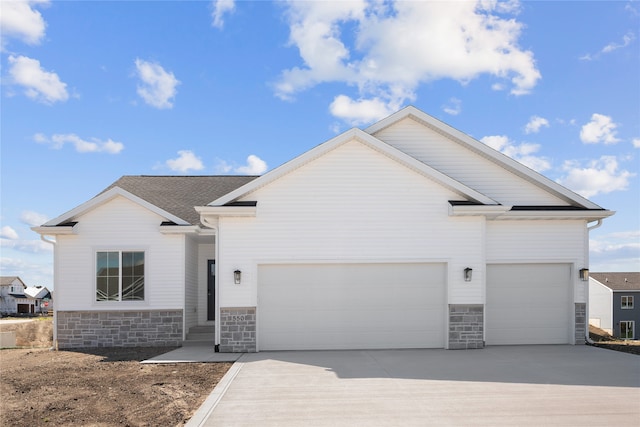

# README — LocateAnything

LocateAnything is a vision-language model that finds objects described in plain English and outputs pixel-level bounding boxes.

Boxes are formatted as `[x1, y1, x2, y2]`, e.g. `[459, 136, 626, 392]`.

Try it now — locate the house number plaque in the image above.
[231, 315, 246, 322]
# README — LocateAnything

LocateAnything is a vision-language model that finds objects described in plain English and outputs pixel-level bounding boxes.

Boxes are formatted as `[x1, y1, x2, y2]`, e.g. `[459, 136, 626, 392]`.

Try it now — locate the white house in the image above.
[1, 277, 35, 315]
[33, 107, 614, 351]
[24, 286, 53, 314]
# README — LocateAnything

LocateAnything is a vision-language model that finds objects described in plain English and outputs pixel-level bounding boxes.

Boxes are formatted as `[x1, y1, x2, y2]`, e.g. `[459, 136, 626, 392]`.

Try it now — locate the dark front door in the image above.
[207, 260, 215, 321]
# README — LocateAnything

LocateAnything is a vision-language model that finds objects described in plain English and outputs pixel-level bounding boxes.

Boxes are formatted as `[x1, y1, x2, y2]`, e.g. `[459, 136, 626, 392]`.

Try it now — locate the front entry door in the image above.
[207, 260, 215, 321]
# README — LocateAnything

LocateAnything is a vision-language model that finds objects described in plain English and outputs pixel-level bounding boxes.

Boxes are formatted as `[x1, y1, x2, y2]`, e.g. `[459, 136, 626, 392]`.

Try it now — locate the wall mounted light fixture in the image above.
[234, 269, 242, 285]
[464, 267, 473, 282]
[579, 268, 589, 281]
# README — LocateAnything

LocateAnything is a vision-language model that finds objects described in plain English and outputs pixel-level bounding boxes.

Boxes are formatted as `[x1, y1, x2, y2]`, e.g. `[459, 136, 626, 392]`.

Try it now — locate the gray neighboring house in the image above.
[589, 272, 640, 339]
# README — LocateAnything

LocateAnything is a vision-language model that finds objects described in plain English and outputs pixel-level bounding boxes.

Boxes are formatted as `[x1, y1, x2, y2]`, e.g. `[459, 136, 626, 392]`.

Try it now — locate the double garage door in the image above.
[258, 263, 446, 351]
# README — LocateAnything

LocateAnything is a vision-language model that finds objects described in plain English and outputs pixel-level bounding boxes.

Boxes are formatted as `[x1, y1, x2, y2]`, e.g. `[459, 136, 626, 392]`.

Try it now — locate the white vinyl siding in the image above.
[373, 118, 568, 206]
[257, 263, 446, 350]
[486, 220, 586, 302]
[184, 235, 198, 331]
[486, 264, 572, 345]
[217, 140, 485, 308]
[54, 196, 185, 311]
[588, 279, 613, 334]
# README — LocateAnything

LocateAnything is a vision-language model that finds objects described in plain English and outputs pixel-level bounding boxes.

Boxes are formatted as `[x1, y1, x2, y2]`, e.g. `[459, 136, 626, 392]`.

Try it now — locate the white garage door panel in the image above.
[486, 264, 571, 345]
[258, 263, 445, 350]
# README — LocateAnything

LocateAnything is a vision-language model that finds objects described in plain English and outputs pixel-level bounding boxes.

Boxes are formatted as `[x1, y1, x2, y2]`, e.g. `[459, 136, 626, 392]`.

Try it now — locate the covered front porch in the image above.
[183, 232, 217, 346]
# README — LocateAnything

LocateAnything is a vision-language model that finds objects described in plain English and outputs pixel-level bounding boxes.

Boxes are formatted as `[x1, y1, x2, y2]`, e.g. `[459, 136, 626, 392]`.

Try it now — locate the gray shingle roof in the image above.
[0, 276, 25, 286]
[590, 272, 640, 291]
[100, 175, 258, 225]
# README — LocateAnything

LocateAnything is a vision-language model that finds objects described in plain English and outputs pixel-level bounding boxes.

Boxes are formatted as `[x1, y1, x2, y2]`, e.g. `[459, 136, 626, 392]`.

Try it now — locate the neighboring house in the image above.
[0, 276, 39, 315]
[32, 106, 614, 351]
[589, 272, 640, 339]
[24, 286, 53, 314]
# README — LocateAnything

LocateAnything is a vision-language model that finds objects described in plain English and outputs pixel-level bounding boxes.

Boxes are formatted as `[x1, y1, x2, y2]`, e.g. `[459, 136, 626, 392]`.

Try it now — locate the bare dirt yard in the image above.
[588, 324, 640, 355]
[0, 318, 230, 426]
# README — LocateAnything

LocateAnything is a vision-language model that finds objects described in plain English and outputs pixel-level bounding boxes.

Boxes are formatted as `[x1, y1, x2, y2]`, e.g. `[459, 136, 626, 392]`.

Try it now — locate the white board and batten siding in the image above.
[373, 118, 569, 206]
[55, 196, 185, 311]
[216, 140, 486, 309]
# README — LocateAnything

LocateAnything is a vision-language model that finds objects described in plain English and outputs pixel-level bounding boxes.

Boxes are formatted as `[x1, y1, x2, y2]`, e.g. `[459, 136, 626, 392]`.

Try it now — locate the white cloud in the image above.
[580, 113, 620, 144]
[0, 238, 52, 254]
[275, 0, 540, 124]
[166, 150, 205, 173]
[134, 58, 180, 109]
[214, 155, 268, 175]
[329, 95, 397, 126]
[236, 155, 268, 175]
[8, 55, 68, 104]
[212, 0, 235, 29]
[20, 211, 49, 227]
[481, 135, 551, 172]
[580, 31, 636, 61]
[632, 138, 640, 148]
[0, 0, 49, 47]
[524, 115, 549, 134]
[442, 97, 462, 116]
[0, 226, 19, 240]
[590, 230, 640, 272]
[557, 156, 635, 198]
[35, 133, 124, 154]
[602, 31, 635, 53]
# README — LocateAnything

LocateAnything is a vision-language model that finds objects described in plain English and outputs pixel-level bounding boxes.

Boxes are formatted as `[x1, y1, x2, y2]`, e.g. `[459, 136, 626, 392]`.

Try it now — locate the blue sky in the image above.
[1, 0, 639, 288]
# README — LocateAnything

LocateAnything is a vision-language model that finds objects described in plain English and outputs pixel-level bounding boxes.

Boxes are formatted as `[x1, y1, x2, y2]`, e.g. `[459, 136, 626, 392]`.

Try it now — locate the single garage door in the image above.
[486, 263, 572, 345]
[258, 263, 446, 351]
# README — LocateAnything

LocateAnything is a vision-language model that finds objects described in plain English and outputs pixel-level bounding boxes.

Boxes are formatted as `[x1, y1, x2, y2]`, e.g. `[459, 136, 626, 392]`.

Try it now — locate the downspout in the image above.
[584, 219, 603, 345]
[39, 235, 58, 350]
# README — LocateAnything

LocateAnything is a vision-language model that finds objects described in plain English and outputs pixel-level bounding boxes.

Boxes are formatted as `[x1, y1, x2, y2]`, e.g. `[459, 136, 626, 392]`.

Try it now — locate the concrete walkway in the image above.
[188, 345, 640, 426]
[142, 343, 242, 363]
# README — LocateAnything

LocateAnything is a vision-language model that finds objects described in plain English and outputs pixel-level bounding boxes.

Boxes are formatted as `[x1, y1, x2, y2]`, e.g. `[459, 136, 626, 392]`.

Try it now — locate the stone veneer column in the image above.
[574, 303, 586, 345]
[219, 307, 256, 352]
[56, 310, 183, 348]
[448, 304, 484, 349]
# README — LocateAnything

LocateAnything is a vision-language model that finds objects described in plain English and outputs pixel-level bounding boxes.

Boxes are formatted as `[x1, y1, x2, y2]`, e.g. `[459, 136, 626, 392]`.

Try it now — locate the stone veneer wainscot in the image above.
[575, 303, 586, 344]
[448, 304, 484, 349]
[219, 307, 256, 352]
[56, 310, 183, 348]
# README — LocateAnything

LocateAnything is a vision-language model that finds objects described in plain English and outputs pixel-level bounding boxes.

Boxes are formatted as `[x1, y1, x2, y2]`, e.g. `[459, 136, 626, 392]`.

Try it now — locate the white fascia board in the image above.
[43, 186, 189, 226]
[195, 205, 257, 217]
[449, 205, 511, 218]
[494, 210, 615, 221]
[366, 106, 603, 210]
[31, 225, 76, 235]
[159, 225, 201, 234]
[209, 128, 497, 206]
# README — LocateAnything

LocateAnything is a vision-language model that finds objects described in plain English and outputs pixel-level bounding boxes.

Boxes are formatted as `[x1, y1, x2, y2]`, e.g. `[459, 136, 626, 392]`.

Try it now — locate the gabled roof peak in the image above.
[365, 106, 603, 210]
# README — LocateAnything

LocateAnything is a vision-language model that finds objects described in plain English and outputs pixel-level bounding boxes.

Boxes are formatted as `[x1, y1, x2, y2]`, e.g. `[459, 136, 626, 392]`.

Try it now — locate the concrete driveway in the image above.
[190, 345, 640, 426]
